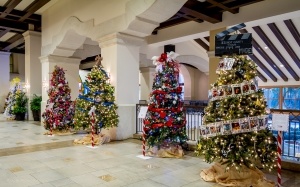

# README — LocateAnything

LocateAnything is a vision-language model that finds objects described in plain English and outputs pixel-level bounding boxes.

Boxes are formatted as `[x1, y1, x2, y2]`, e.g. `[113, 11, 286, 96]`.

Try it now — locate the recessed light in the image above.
[279, 64, 284, 67]
[264, 46, 269, 49]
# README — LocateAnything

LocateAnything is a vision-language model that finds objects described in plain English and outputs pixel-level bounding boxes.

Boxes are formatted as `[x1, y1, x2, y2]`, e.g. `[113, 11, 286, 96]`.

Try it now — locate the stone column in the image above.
[98, 33, 144, 140]
[140, 67, 155, 101]
[39, 55, 80, 123]
[0, 52, 10, 113]
[23, 31, 42, 120]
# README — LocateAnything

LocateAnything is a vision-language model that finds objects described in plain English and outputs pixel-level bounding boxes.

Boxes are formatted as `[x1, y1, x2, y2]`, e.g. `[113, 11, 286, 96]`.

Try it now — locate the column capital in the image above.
[23, 31, 41, 38]
[39, 55, 81, 65]
[97, 32, 145, 48]
[0, 51, 11, 56]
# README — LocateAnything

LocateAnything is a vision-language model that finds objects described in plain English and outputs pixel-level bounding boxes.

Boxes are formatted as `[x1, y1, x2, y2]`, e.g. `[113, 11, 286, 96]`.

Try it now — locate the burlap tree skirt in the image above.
[200, 162, 275, 187]
[43, 130, 75, 136]
[147, 145, 184, 158]
[74, 133, 110, 145]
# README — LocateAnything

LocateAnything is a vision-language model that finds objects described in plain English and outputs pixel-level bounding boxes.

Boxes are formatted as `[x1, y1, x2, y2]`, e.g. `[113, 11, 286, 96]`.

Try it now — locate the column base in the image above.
[101, 105, 136, 140]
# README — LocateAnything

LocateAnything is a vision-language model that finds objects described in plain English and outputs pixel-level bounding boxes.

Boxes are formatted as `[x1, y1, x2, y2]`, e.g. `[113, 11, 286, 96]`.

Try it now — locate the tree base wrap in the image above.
[147, 145, 184, 158]
[44, 130, 75, 136]
[200, 162, 274, 187]
[73, 133, 110, 145]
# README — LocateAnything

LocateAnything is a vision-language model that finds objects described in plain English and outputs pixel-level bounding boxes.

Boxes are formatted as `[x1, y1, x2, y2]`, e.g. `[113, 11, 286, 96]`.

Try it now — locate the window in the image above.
[283, 87, 300, 110]
[263, 88, 280, 109]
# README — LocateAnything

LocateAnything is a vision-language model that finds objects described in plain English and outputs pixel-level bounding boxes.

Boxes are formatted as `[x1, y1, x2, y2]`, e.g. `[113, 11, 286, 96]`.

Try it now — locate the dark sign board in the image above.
[215, 33, 252, 56]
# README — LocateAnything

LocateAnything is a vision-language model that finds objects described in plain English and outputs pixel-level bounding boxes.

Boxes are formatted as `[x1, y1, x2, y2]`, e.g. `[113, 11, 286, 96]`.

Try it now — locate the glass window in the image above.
[263, 88, 279, 109]
[283, 87, 300, 110]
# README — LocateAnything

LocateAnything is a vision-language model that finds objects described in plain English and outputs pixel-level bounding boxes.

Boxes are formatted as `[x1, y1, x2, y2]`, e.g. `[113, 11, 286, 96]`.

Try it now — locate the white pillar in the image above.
[0, 52, 10, 113]
[98, 33, 144, 140]
[140, 67, 155, 101]
[39, 55, 80, 123]
[23, 31, 41, 120]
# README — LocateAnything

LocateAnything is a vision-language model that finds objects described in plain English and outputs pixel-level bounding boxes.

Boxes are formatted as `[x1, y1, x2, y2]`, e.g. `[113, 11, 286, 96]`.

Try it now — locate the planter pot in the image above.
[32, 110, 40, 121]
[15, 113, 26, 121]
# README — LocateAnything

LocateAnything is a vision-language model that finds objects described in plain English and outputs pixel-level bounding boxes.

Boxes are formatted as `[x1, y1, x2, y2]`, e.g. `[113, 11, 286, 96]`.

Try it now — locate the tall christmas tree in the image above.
[4, 77, 22, 118]
[143, 52, 187, 150]
[196, 55, 277, 171]
[73, 56, 118, 132]
[42, 66, 74, 131]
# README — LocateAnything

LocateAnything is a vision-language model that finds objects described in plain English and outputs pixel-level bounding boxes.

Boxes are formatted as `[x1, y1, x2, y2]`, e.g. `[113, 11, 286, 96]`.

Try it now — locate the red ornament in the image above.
[144, 120, 150, 125]
[161, 53, 167, 59]
[158, 57, 164, 62]
[160, 111, 166, 118]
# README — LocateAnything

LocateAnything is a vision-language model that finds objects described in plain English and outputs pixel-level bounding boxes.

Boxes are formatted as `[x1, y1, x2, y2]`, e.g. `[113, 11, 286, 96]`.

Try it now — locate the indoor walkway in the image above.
[0, 115, 299, 187]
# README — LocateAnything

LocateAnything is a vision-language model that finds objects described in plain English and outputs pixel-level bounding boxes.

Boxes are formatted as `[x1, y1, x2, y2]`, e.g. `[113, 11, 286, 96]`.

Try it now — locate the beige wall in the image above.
[10, 53, 25, 82]
[180, 64, 209, 100]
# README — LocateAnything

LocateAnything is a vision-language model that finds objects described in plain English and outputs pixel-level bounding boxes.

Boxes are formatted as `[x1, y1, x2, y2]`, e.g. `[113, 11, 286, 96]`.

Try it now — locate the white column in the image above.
[140, 67, 155, 101]
[23, 31, 42, 120]
[0, 52, 10, 113]
[39, 55, 80, 123]
[98, 33, 144, 140]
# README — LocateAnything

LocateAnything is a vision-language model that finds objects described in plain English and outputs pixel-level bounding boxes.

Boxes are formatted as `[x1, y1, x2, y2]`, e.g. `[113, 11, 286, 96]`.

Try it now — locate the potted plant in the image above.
[30, 94, 42, 121]
[12, 92, 28, 121]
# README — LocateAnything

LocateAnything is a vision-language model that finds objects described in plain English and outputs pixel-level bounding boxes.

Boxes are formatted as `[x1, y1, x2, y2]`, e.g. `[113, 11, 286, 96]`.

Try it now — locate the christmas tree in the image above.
[196, 55, 277, 171]
[42, 66, 74, 131]
[73, 56, 118, 132]
[4, 77, 22, 119]
[143, 52, 187, 149]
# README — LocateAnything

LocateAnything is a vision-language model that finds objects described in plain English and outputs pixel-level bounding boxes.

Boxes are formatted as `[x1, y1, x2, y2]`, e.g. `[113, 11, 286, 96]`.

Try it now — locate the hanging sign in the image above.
[215, 33, 253, 56]
[272, 114, 289, 132]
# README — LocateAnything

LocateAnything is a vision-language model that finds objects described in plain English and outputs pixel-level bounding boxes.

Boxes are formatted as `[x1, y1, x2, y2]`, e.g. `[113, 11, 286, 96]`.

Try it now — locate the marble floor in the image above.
[0, 115, 299, 187]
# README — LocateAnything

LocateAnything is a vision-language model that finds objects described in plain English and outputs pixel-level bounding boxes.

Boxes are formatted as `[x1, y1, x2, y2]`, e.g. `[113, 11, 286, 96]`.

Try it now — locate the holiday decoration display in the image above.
[4, 77, 23, 119]
[143, 52, 187, 157]
[196, 55, 277, 174]
[73, 56, 118, 134]
[42, 66, 75, 131]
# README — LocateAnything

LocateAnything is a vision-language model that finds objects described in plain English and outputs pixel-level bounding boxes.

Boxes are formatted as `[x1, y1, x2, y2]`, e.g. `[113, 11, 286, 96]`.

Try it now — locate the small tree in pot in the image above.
[12, 92, 28, 121]
[30, 94, 42, 121]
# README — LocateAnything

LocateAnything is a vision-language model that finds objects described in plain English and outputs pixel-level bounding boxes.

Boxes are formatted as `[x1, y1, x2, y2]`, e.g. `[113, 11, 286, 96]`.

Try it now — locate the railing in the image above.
[270, 109, 300, 162]
[136, 104, 300, 161]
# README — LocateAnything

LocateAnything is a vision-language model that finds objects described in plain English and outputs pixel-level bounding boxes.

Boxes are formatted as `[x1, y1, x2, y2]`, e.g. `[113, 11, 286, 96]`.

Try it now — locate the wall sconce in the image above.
[42, 77, 49, 90]
[24, 80, 30, 92]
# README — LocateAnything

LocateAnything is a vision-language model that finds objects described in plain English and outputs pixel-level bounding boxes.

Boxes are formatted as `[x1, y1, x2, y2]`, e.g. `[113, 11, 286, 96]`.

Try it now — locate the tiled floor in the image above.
[0, 115, 299, 187]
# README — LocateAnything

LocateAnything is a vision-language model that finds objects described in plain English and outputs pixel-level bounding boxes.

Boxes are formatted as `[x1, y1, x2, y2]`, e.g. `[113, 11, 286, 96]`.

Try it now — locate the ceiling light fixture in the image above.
[264, 46, 269, 49]
[279, 64, 284, 67]
[198, 0, 206, 2]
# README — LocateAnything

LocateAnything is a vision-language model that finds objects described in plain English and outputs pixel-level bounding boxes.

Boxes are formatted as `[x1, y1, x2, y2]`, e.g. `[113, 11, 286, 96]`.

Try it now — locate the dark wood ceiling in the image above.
[194, 18, 300, 83]
[0, 0, 50, 54]
[153, 0, 263, 34]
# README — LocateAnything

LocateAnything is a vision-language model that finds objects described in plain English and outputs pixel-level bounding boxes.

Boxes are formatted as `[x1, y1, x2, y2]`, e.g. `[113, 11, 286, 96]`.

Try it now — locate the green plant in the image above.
[30, 94, 42, 111]
[12, 92, 28, 114]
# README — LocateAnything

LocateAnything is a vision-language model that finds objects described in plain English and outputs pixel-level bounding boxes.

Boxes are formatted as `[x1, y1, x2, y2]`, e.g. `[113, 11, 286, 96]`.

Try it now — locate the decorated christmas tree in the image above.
[4, 77, 22, 119]
[73, 56, 118, 132]
[143, 52, 187, 152]
[42, 66, 74, 131]
[196, 55, 277, 172]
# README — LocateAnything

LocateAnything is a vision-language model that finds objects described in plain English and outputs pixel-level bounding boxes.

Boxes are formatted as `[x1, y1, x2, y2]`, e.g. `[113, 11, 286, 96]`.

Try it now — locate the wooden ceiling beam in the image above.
[0, 18, 28, 31]
[206, 0, 239, 14]
[257, 70, 267, 82]
[19, 0, 50, 21]
[0, 0, 22, 18]
[2, 34, 24, 51]
[240, 29, 287, 81]
[252, 26, 299, 81]
[284, 19, 300, 48]
[204, 36, 210, 42]
[194, 38, 209, 51]
[268, 22, 300, 69]
[180, 6, 222, 23]
[0, 6, 41, 21]
[248, 54, 277, 82]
